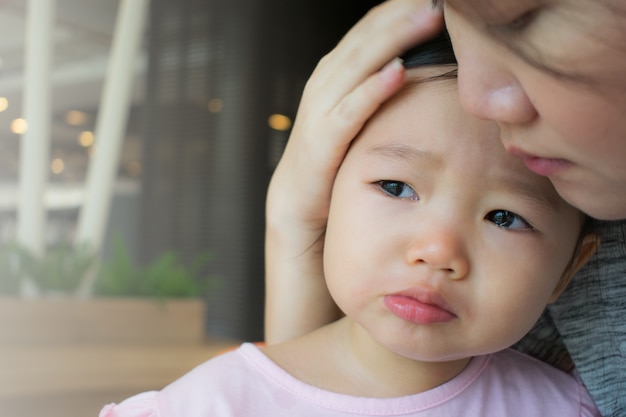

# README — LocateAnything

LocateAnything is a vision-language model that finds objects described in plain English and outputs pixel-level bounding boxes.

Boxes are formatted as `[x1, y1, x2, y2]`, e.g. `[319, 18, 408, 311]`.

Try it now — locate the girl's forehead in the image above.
[365, 79, 498, 163]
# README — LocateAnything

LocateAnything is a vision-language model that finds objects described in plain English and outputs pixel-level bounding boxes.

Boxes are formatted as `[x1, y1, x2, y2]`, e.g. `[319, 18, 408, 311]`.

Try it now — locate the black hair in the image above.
[401, 28, 457, 69]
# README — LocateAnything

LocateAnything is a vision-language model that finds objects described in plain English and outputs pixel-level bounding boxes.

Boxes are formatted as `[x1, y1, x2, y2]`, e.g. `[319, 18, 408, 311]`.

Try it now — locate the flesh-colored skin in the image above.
[264, 0, 443, 343]
[325, 76, 585, 363]
[264, 0, 624, 344]
[443, 0, 626, 220]
[263, 73, 594, 397]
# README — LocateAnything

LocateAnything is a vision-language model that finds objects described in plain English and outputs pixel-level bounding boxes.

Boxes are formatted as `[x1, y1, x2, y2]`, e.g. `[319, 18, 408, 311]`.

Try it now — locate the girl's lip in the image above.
[383, 288, 456, 325]
[506, 147, 570, 177]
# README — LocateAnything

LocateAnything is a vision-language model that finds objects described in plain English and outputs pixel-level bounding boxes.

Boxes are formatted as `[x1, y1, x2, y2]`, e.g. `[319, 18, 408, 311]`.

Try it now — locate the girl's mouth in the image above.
[383, 290, 456, 325]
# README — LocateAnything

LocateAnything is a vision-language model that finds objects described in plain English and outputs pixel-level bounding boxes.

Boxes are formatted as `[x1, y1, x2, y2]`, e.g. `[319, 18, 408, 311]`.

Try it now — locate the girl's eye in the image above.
[377, 180, 418, 200]
[486, 210, 534, 231]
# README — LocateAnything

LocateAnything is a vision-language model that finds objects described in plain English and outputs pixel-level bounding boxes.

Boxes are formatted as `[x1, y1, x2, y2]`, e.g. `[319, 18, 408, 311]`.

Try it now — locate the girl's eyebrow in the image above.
[494, 176, 562, 214]
[366, 143, 441, 166]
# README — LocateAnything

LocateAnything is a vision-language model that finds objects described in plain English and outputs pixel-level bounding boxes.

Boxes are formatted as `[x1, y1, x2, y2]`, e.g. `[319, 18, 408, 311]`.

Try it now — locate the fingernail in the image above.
[412, 2, 442, 25]
[381, 57, 405, 80]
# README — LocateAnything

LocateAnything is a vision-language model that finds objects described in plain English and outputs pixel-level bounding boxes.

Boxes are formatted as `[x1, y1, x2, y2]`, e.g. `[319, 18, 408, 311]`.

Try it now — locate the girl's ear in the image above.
[549, 233, 599, 304]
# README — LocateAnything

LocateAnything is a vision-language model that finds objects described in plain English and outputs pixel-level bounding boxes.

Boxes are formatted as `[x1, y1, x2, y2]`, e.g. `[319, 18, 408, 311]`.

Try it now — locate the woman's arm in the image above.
[264, 0, 443, 343]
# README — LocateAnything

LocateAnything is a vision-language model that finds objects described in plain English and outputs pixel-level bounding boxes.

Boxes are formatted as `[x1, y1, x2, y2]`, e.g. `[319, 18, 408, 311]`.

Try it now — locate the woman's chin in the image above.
[553, 179, 626, 220]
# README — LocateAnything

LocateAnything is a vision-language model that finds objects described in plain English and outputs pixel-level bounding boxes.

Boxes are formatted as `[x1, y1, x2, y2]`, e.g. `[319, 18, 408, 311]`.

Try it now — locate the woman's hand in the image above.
[265, 0, 443, 343]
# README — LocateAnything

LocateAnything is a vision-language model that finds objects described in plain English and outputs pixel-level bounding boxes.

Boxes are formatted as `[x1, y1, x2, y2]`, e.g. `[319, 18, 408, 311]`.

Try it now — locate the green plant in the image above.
[0, 242, 22, 295]
[0, 241, 96, 295]
[95, 236, 215, 299]
[30, 242, 96, 293]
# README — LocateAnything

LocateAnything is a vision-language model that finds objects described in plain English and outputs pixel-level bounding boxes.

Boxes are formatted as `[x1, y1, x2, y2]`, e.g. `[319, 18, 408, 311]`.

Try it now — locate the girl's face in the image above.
[442, 0, 626, 220]
[323, 72, 591, 363]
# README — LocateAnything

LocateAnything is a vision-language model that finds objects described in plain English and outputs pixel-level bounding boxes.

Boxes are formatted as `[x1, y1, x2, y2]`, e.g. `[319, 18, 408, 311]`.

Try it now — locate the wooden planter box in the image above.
[0, 296, 206, 346]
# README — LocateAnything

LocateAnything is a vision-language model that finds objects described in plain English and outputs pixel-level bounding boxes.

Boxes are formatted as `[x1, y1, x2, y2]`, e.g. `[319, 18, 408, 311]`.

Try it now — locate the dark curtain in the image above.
[139, 0, 374, 341]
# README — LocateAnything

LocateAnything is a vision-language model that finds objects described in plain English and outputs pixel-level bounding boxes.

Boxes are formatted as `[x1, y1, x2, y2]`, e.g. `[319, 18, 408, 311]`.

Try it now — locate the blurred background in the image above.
[0, 0, 380, 415]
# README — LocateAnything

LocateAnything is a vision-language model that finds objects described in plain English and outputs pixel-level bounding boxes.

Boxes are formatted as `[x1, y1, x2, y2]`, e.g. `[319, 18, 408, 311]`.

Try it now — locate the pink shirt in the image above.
[100, 343, 599, 416]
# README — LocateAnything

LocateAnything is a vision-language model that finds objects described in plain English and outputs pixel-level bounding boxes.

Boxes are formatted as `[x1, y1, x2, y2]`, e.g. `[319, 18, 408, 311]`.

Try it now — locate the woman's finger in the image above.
[309, 0, 442, 108]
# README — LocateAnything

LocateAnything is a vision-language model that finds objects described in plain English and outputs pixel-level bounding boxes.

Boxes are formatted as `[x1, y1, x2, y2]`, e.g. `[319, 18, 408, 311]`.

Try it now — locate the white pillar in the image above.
[17, 0, 57, 296]
[76, 0, 150, 296]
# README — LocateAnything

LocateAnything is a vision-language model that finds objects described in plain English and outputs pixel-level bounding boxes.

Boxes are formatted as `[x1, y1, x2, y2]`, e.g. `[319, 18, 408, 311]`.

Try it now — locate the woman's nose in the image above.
[457, 58, 538, 126]
[405, 226, 470, 280]
[447, 14, 538, 125]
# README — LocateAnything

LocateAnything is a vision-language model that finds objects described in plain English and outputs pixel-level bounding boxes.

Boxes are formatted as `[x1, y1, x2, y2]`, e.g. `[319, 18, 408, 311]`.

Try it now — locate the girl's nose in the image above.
[405, 226, 470, 280]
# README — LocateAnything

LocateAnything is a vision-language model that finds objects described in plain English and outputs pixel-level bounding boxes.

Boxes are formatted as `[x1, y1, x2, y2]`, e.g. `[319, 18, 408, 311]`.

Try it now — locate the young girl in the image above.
[101, 37, 599, 417]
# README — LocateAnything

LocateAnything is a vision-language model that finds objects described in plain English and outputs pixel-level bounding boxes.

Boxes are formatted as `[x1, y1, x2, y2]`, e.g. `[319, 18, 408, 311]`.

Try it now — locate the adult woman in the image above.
[265, 1, 626, 415]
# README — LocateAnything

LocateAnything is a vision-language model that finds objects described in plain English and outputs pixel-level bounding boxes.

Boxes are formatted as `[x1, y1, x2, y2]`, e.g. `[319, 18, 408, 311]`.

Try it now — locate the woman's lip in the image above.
[506, 147, 570, 176]
[383, 290, 456, 325]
